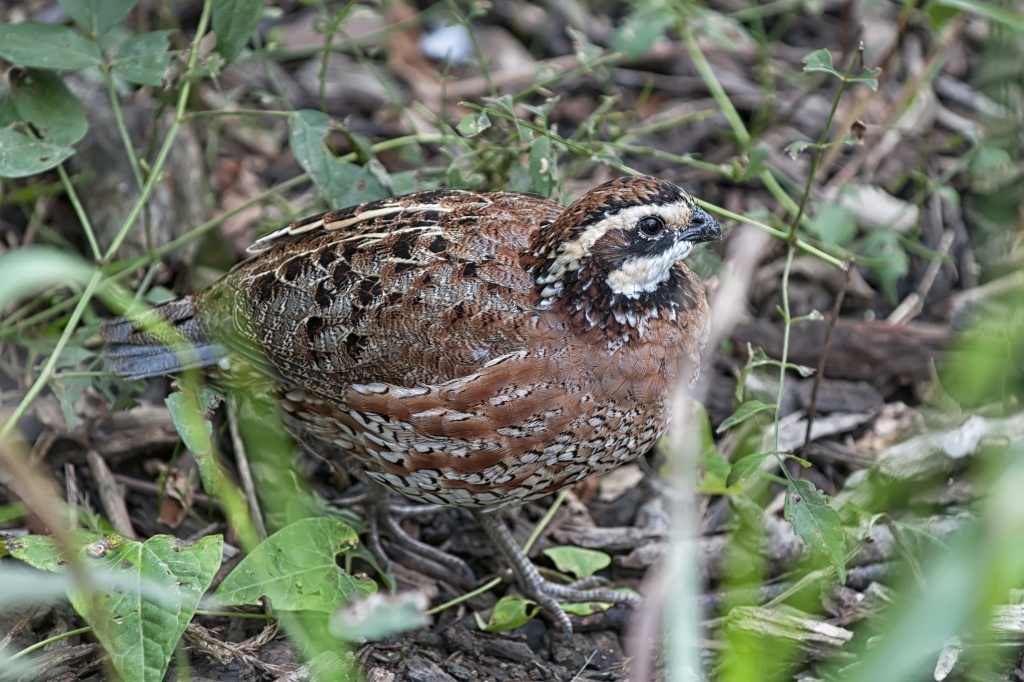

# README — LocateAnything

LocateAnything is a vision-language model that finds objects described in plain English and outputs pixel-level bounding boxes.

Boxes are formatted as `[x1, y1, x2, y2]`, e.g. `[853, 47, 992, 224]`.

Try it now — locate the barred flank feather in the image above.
[101, 296, 226, 381]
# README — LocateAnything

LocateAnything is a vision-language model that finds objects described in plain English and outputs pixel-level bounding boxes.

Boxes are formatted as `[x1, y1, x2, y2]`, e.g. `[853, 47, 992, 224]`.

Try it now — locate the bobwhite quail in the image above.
[103, 175, 721, 633]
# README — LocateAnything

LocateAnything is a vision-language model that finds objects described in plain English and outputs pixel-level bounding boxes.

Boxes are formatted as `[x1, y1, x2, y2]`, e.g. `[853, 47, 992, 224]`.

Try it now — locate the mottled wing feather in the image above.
[198, 189, 564, 400]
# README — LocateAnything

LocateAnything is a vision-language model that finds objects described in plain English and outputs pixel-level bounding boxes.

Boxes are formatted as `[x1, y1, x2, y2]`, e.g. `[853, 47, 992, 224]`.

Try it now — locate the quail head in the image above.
[103, 174, 722, 634]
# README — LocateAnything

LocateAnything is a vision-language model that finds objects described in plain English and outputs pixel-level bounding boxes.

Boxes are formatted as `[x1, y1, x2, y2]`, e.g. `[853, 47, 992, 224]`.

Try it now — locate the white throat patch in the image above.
[606, 240, 694, 297]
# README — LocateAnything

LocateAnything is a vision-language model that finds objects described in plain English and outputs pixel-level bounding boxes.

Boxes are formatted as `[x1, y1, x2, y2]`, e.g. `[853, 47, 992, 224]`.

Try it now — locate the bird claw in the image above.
[473, 510, 639, 636]
[358, 488, 477, 588]
[521, 577, 640, 636]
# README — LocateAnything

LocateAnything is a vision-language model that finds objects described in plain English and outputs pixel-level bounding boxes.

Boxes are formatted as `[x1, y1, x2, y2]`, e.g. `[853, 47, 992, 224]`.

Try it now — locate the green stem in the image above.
[6, 627, 93, 662]
[55, 165, 100, 262]
[0, 1, 215, 439]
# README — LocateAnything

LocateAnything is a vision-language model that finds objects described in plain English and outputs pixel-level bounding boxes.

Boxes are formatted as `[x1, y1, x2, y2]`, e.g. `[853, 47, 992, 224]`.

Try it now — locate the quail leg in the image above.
[343, 482, 477, 588]
[473, 510, 640, 635]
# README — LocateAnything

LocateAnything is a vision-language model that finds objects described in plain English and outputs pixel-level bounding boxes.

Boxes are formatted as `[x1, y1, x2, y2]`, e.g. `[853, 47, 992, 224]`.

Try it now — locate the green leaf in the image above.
[562, 600, 613, 616]
[68, 534, 223, 682]
[543, 546, 611, 580]
[784, 140, 814, 159]
[785, 481, 846, 583]
[4, 530, 103, 571]
[0, 503, 28, 525]
[52, 375, 93, 431]
[0, 246, 93, 308]
[288, 110, 388, 207]
[212, 0, 265, 64]
[861, 230, 909, 303]
[528, 136, 555, 196]
[807, 203, 857, 247]
[717, 399, 776, 433]
[726, 452, 772, 487]
[849, 66, 881, 91]
[456, 111, 491, 137]
[58, 0, 139, 36]
[611, 10, 673, 60]
[111, 30, 173, 86]
[0, 128, 75, 177]
[213, 517, 375, 612]
[0, 22, 102, 70]
[166, 382, 222, 490]
[475, 595, 540, 632]
[802, 48, 836, 74]
[742, 143, 771, 180]
[9, 69, 88, 147]
[329, 592, 430, 641]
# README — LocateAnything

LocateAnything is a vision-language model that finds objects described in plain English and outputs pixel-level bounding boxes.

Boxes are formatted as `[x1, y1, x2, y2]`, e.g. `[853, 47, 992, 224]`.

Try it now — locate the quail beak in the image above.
[680, 205, 722, 245]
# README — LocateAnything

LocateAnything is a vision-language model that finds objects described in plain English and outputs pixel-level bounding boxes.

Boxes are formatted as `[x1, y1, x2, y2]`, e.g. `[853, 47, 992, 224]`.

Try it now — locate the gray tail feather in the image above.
[102, 296, 227, 381]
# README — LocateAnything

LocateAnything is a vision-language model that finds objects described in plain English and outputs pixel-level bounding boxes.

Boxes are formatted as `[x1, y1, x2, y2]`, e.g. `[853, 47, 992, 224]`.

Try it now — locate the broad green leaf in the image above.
[214, 517, 375, 611]
[329, 592, 430, 641]
[543, 546, 611, 580]
[726, 452, 772, 487]
[807, 203, 857, 248]
[717, 400, 776, 433]
[0, 22, 101, 70]
[212, 0, 264, 64]
[58, 0, 138, 36]
[68, 534, 223, 682]
[456, 111, 490, 137]
[111, 30, 173, 86]
[785, 481, 846, 583]
[4, 530, 102, 571]
[802, 48, 836, 74]
[475, 595, 540, 632]
[9, 69, 88, 147]
[289, 110, 388, 207]
[0, 128, 75, 177]
[0, 246, 93, 308]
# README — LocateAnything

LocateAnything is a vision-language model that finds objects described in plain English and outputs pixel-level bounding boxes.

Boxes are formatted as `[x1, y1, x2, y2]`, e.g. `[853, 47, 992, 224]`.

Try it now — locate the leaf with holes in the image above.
[785, 480, 846, 583]
[456, 110, 491, 137]
[0, 128, 75, 177]
[68, 534, 222, 682]
[4, 531, 102, 571]
[214, 517, 375, 612]
[8, 69, 88, 147]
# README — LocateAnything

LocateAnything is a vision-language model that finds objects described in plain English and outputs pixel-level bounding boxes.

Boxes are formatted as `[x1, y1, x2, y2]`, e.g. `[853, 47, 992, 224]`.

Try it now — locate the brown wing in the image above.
[197, 189, 564, 400]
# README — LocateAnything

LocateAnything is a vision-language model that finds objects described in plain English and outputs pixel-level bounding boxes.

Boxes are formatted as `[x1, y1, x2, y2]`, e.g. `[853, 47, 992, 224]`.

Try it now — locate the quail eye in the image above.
[637, 215, 665, 238]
